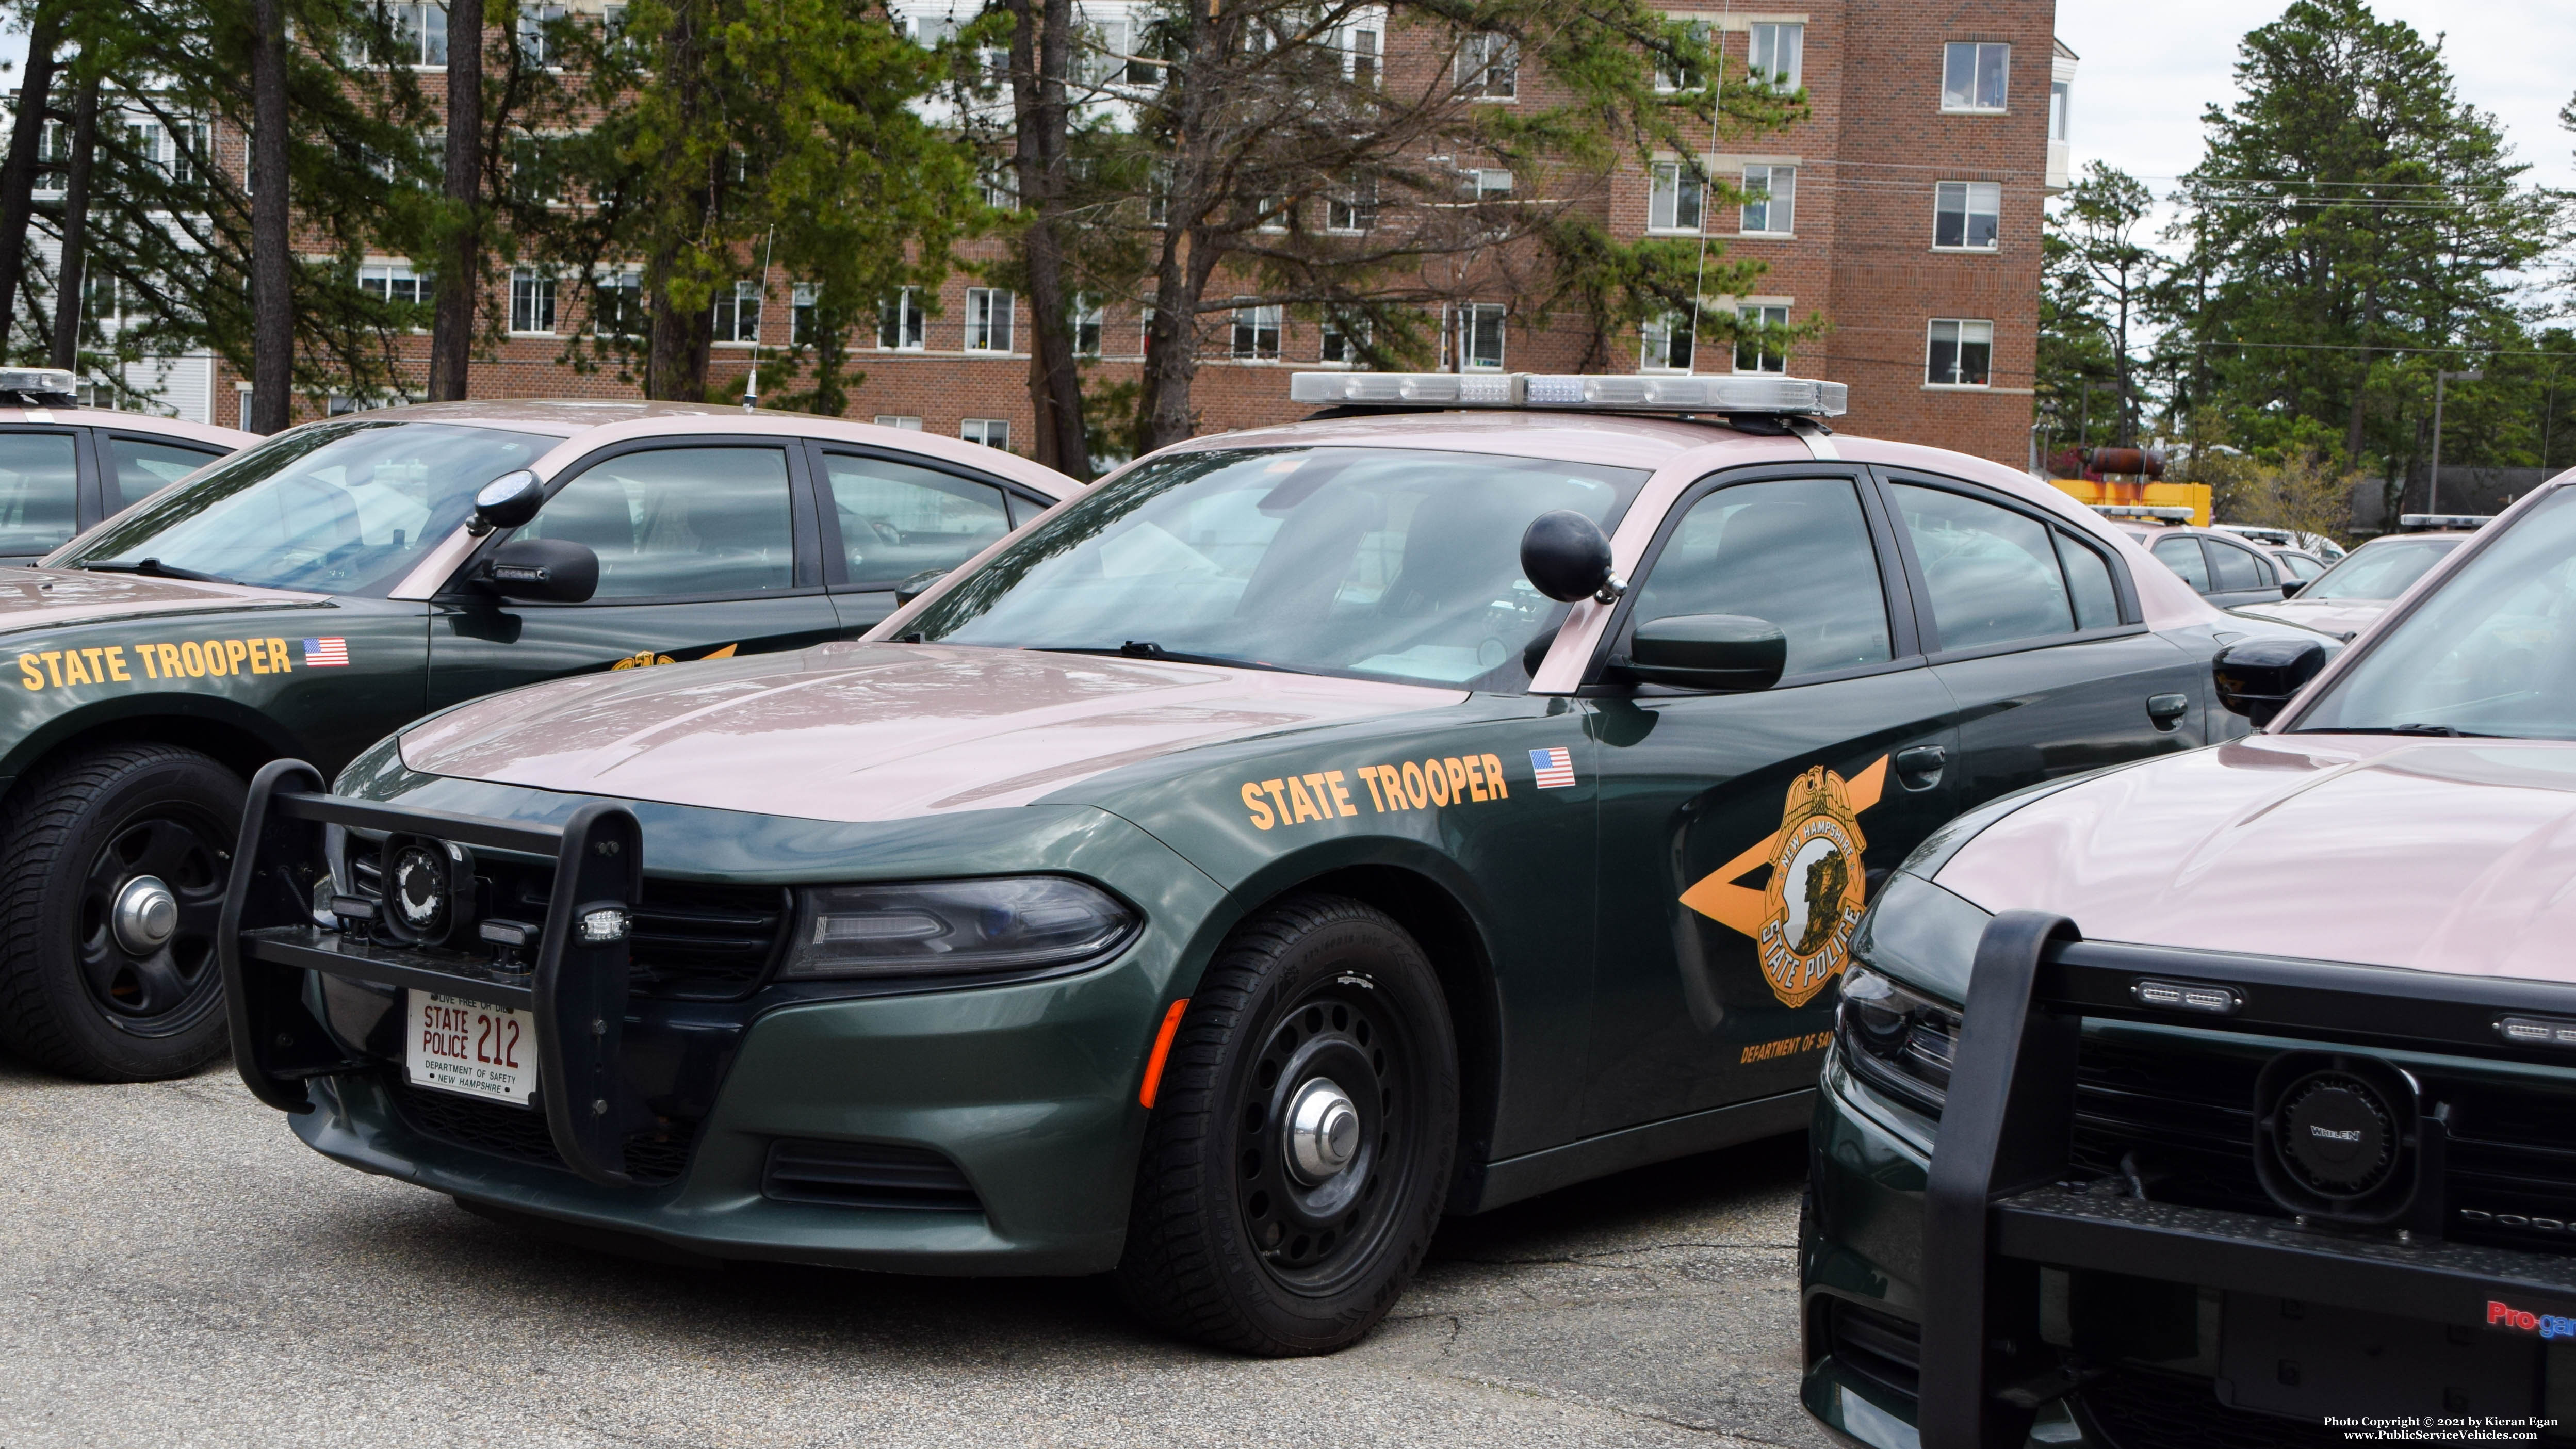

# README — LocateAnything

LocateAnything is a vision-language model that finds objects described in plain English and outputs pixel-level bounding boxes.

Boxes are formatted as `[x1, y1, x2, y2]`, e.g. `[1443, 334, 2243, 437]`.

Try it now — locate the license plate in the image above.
[405, 992, 538, 1106]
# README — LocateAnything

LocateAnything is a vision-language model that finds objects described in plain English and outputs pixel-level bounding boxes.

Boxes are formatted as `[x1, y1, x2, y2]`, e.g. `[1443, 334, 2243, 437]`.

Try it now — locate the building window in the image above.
[879, 288, 925, 350]
[517, 3, 567, 67]
[1333, 10, 1382, 84]
[1320, 314, 1369, 365]
[1934, 181, 2002, 249]
[358, 262, 426, 306]
[1230, 302, 1281, 360]
[1455, 32, 1517, 100]
[1749, 22, 1803, 90]
[367, 2, 449, 67]
[1942, 41, 2009, 112]
[1647, 161, 1703, 233]
[712, 281, 761, 344]
[2049, 79, 2072, 141]
[593, 273, 642, 336]
[981, 164, 1018, 210]
[1326, 175, 1378, 233]
[960, 418, 1010, 448]
[1072, 296, 1104, 357]
[1084, 8, 1163, 87]
[1146, 159, 1171, 227]
[1926, 318, 1993, 387]
[1452, 302, 1505, 370]
[965, 288, 1014, 352]
[1641, 314, 1693, 372]
[1736, 303, 1788, 373]
[1741, 164, 1795, 234]
[1252, 194, 1287, 232]
[509, 269, 557, 334]
[1468, 168, 1512, 202]
[790, 284, 821, 344]
[874, 415, 923, 430]
[1653, 20, 1708, 91]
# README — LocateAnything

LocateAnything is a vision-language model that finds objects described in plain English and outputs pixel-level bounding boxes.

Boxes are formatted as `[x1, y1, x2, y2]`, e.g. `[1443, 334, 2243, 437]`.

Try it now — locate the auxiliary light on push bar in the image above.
[1288, 371, 1848, 416]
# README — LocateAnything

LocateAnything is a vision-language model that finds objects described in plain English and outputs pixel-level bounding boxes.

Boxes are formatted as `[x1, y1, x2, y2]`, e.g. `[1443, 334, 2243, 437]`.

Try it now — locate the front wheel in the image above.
[0, 744, 243, 1081]
[1118, 893, 1458, 1355]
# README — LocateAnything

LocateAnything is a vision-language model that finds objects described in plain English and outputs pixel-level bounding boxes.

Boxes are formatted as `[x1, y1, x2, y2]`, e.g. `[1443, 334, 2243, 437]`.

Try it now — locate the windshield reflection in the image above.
[2300, 534, 2461, 601]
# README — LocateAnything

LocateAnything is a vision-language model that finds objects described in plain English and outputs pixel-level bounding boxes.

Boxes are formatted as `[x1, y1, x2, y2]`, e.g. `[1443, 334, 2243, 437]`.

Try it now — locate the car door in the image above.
[807, 445, 1041, 633]
[0, 426, 87, 564]
[1882, 475, 2212, 810]
[427, 438, 843, 709]
[2202, 533, 2287, 607]
[1580, 466, 1962, 1137]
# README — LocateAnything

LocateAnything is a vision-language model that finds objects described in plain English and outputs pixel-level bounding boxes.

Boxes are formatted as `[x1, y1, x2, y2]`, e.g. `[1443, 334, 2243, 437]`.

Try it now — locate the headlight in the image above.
[1836, 965, 1960, 1117]
[780, 876, 1138, 980]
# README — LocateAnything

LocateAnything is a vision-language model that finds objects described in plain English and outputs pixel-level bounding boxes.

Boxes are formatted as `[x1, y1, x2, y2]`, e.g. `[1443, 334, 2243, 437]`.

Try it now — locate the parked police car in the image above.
[0, 400, 1076, 1081]
[1804, 471, 2576, 1443]
[220, 373, 2321, 1356]
[0, 367, 256, 563]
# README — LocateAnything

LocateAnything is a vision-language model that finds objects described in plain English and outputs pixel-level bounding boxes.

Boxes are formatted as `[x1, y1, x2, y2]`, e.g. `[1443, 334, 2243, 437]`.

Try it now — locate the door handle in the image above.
[1894, 744, 1947, 790]
[2146, 693, 2190, 731]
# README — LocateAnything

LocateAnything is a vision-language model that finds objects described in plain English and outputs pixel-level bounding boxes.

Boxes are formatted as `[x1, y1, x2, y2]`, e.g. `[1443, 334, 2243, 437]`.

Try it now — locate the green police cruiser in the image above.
[220, 373, 2315, 1355]
[0, 400, 1076, 1081]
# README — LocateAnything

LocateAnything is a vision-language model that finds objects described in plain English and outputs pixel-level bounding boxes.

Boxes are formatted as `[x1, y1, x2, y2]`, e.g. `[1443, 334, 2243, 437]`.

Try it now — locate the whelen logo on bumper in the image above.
[2487, 1300, 2576, 1339]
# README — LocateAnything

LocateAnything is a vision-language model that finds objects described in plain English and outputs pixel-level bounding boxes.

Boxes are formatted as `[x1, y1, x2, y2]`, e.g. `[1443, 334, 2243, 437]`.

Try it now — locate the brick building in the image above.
[170, 1, 2074, 470]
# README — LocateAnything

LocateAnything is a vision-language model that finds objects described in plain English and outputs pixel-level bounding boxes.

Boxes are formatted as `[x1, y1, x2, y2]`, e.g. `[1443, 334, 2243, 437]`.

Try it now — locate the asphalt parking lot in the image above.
[0, 1054, 1829, 1448]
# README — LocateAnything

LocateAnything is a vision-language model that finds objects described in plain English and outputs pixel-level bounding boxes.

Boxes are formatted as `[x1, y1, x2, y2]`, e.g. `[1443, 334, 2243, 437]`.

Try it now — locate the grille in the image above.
[2075, 1369, 2350, 1449]
[387, 1080, 700, 1187]
[762, 1139, 983, 1212]
[1821, 1297, 1921, 1404]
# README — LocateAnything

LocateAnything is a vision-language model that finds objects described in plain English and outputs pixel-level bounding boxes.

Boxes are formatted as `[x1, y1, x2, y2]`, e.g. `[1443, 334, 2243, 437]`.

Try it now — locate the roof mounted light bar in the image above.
[0, 368, 76, 406]
[1290, 371, 1847, 417]
[2398, 513, 2492, 532]
[2091, 503, 2195, 523]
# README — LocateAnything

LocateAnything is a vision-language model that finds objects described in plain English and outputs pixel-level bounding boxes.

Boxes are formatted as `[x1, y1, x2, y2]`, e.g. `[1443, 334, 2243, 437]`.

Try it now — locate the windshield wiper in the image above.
[2292, 723, 2497, 738]
[80, 557, 239, 586]
[1034, 642, 1296, 673]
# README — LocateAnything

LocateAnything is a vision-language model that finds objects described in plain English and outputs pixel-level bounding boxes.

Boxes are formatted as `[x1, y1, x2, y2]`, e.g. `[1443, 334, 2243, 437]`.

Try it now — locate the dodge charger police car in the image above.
[1803, 470, 2576, 1444]
[0, 400, 1075, 1081]
[219, 373, 2320, 1356]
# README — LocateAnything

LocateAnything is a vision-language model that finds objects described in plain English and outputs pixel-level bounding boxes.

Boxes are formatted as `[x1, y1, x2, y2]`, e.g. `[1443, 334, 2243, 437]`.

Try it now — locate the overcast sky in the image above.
[2058, 0, 2576, 195]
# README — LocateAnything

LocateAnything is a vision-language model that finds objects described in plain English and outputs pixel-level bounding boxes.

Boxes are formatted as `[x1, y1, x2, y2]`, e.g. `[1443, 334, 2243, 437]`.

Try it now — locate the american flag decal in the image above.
[301, 637, 350, 667]
[1530, 746, 1576, 790]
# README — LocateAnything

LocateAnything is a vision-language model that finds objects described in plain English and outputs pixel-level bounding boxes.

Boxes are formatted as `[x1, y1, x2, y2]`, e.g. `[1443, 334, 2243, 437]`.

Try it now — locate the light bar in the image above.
[1290, 371, 1846, 417]
[0, 368, 76, 400]
[2091, 504, 2195, 522]
[2398, 513, 2491, 531]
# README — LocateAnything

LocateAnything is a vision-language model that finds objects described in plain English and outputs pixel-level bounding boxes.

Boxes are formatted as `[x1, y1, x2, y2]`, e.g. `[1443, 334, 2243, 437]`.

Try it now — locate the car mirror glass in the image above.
[894, 567, 947, 606]
[1520, 510, 1616, 603]
[1626, 613, 1787, 691]
[469, 470, 544, 535]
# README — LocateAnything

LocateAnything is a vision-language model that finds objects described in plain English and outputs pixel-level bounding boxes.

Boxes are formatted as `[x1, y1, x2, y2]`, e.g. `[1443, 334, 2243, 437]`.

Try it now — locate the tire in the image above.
[0, 744, 244, 1081]
[1118, 893, 1458, 1356]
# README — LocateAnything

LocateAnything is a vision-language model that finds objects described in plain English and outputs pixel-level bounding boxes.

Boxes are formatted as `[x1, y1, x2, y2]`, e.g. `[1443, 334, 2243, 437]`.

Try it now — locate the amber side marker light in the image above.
[1139, 999, 1191, 1108]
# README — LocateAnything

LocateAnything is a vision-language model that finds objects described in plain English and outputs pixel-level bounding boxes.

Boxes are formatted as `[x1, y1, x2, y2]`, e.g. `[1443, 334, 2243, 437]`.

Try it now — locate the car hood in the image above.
[398, 642, 1466, 824]
[0, 567, 321, 630]
[1933, 735, 2576, 982]
[2228, 595, 2391, 641]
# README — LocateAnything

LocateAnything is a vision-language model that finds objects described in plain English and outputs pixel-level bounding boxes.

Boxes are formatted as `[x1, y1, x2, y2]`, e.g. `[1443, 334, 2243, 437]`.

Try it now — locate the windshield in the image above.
[907, 446, 1652, 691]
[54, 418, 550, 596]
[2296, 491, 2576, 739]
[2300, 535, 2460, 601]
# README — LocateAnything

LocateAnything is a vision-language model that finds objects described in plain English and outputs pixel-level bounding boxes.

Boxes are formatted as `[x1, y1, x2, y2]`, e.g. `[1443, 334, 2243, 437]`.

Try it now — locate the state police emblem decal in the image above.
[1756, 766, 1869, 1009]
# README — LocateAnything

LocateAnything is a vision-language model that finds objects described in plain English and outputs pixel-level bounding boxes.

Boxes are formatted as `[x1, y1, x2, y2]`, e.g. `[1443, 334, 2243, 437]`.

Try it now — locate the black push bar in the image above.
[1917, 911, 2576, 1449]
[218, 759, 644, 1186]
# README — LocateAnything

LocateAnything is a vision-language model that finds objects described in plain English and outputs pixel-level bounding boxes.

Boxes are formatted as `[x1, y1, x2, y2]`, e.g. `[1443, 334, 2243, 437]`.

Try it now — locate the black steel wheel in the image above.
[0, 745, 243, 1080]
[1119, 893, 1457, 1356]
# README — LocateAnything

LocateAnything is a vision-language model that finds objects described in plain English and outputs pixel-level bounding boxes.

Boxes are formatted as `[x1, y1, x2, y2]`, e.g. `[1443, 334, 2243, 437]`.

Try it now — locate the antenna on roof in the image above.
[743, 227, 776, 413]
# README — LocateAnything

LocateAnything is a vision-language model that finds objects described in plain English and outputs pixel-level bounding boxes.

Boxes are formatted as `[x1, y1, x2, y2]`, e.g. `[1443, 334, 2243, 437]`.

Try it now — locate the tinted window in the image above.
[2303, 536, 2460, 601]
[2150, 533, 2211, 592]
[2280, 552, 2325, 581]
[2056, 532, 2120, 629]
[0, 432, 77, 553]
[109, 438, 223, 512]
[1631, 478, 1891, 678]
[521, 447, 794, 600]
[2207, 539, 2269, 591]
[1892, 484, 2072, 650]
[822, 454, 1010, 589]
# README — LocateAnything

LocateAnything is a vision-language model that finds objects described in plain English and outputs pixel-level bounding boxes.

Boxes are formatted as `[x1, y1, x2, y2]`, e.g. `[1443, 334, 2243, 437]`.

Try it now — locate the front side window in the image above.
[2301, 536, 2460, 600]
[965, 288, 1014, 352]
[517, 447, 795, 600]
[509, 269, 557, 334]
[1456, 32, 1517, 99]
[1632, 477, 1891, 679]
[879, 289, 925, 350]
[1926, 318, 1993, 387]
[1742, 164, 1795, 234]
[1934, 181, 2001, 249]
[908, 446, 1652, 691]
[59, 420, 547, 595]
[1749, 22, 1803, 89]
[1231, 302, 1282, 360]
[823, 453, 1011, 589]
[713, 281, 761, 344]
[1641, 314, 1693, 372]
[1942, 41, 2010, 112]
[1736, 303, 1788, 373]
[1892, 483, 2079, 652]
[2294, 489, 2576, 739]
[1648, 161, 1703, 233]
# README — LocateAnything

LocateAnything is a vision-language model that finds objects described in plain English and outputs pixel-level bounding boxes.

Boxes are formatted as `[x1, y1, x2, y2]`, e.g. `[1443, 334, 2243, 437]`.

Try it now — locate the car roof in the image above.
[0, 407, 260, 452]
[276, 400, 1085, 500]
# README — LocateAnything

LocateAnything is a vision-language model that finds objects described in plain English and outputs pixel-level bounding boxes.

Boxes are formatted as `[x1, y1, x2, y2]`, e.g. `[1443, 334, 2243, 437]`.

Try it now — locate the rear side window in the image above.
[110, 438, 223, 512]
[2056, 532, 2120, 629]
[2151, 533, 2211, 592]
[2208, 539, 2270, 591]
[1891, 483, 2076, 650]
[0, 432, 76, 553]
[1631, 477, 1893, 678]
[820, 453, 1012, 589]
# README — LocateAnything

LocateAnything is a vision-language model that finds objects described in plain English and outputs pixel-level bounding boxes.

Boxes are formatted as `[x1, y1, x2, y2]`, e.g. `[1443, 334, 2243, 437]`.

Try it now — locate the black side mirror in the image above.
[2213, 637, 2326, 725]
[894, 568, 947, 606]
[2280, 578, 2307, 598]
[1520, 510, 1616, 603]
[1626, 614, 1787, 691]
[468, 469, 544, 535]
[485, 538, 598, 604]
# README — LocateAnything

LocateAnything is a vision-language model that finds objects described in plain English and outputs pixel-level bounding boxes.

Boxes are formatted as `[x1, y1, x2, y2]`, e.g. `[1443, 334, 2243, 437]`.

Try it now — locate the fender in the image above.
[0, 689, 310, 783]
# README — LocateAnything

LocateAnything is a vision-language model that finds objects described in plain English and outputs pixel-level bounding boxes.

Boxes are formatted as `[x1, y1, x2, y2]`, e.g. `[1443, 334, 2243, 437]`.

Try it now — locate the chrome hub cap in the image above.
[1284, 1078, 1361, 1183]
[111, 875, 179, 954]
